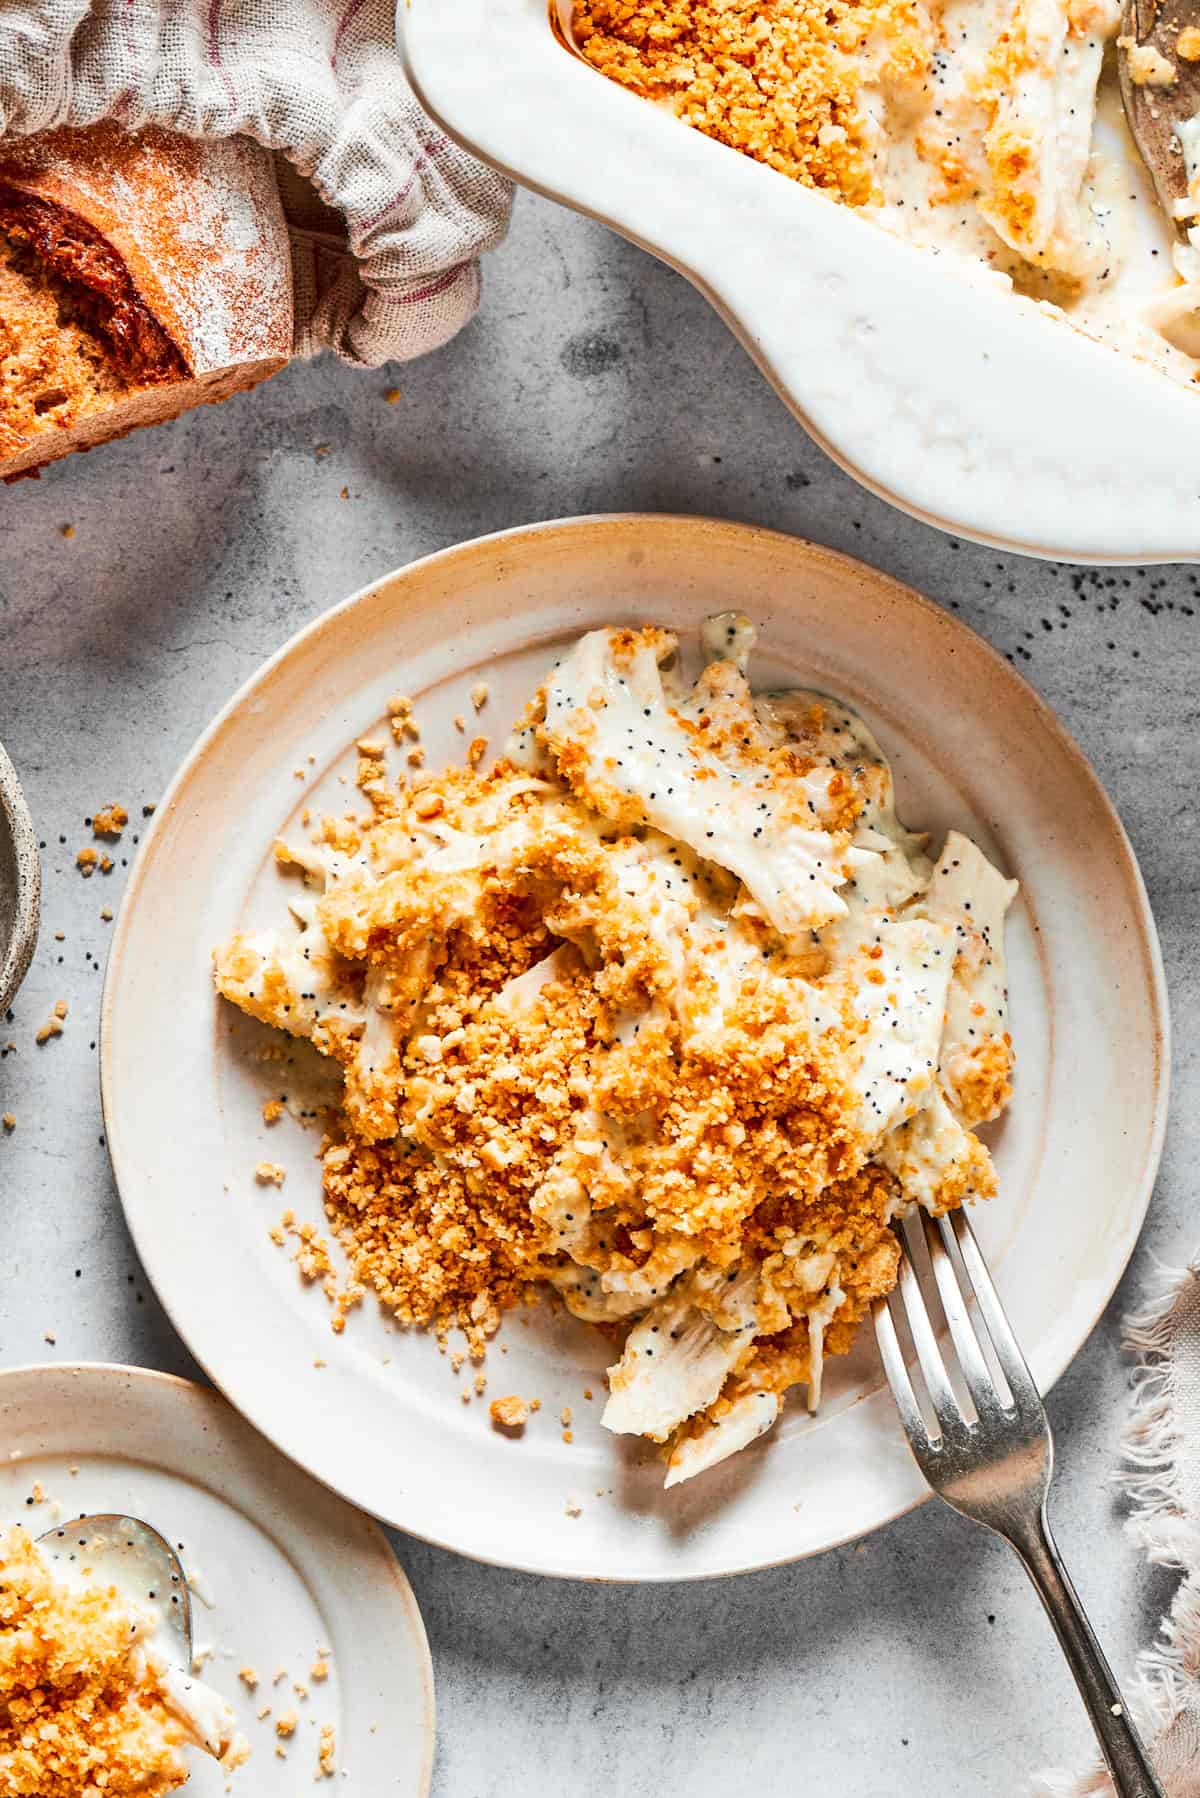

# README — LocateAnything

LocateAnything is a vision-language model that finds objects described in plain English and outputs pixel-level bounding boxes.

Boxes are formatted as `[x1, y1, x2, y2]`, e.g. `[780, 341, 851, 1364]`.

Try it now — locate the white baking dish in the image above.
[401, 0, 1200, 562]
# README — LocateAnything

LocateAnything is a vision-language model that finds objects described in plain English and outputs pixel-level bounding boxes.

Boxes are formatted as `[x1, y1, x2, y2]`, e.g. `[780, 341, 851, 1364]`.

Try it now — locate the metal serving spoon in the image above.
[1118, 0, 1200, 232]
[35, 1514, 231, 1758]
[37, 1512, 194, 1659]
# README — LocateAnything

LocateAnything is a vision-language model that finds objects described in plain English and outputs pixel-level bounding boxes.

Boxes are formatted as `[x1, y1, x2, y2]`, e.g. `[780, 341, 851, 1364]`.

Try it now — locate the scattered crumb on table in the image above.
[91, 804, 128, 838]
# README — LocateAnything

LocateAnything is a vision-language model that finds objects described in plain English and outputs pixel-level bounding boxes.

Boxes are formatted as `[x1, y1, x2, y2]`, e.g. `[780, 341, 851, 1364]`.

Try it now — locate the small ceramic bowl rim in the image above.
[0, 741, 40, 1016]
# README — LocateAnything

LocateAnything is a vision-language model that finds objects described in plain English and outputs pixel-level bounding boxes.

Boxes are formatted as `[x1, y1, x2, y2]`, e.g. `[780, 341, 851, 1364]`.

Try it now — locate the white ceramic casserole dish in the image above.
[401, 0, 1200, 562]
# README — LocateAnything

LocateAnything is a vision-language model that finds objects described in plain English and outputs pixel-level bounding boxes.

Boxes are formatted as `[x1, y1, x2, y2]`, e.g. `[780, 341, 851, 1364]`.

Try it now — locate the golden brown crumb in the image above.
[76, 845, 98, 876]
[560, 1406, 573, 1427]
[99, 854, 114, 874]
[35, 1006, 65, 1045]
[317, 1722, 336, 1777]
[466, 735, 488, 769]
[0, 1526, 197, 1796]
[275, 1711, 297, 1739]
[386, 694, 420, 746]
[92, 804, 129, 838]
[470, 682, 490, 711]
[2, 1114, 14, 1132]
[490, 1393, 529, 1430]
[310, 1658, 329, 1682]
[100, 906, 114, 922]
[1120, 38, 1176, 82]
[238, 1666, 259, 1689]
[61, 523, 74, 539]
[571, 0, 923, 206]
[384, 387, 401, 403]
[453, 714, 467, 733]
[262, 1098, 285, 1125]
[255, 1161, 287, 1186]
[1178, 24, 1200, 57]
[411, 788, 443, 820]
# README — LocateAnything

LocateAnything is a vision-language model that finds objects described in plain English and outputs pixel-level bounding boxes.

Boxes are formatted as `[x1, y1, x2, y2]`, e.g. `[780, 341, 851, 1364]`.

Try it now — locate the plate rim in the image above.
[0, 1358, 437, 1789]
[100, 513, 1172, 1581]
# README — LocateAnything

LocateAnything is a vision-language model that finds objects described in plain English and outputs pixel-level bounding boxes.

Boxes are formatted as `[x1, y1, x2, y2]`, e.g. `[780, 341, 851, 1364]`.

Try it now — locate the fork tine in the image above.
[894, 1210, 967, 1438]
[874, 1293, 933, 1456]
[920, 1209, 1008, 1419]
[942, 1209, 1042, 1412]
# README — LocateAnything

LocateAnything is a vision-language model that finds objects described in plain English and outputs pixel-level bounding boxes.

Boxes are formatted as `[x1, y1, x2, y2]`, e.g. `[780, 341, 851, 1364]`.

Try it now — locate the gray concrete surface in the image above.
[1, 189, 1196, 1797]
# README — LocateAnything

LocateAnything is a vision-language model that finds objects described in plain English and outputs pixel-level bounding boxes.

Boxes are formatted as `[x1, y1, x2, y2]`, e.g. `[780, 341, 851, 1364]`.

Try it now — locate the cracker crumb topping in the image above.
[0, 1527, 222, 1796]
[92, 803, 129, 838]
[213, 620, 1015, 1485]
[489, 1393, 530, 1430]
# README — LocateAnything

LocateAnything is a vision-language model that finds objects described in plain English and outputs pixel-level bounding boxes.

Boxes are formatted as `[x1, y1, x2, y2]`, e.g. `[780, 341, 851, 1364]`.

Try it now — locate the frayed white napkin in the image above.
[1033, 1262, 1200, 1797]
[0, 0, 513, 365]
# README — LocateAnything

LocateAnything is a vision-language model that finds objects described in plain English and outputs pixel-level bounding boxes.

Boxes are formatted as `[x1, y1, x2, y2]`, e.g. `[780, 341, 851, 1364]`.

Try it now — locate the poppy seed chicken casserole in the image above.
[572, 0, 1200, 384]
[0, 1526, 237, 1796]
[213, 616, 1016, 1487]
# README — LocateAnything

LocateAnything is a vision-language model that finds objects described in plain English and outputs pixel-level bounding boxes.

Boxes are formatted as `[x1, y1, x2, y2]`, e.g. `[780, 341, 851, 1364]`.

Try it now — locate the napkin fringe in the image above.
[1122, 1259, 1200, 1569]
[1029, 1258, 1200, 1797]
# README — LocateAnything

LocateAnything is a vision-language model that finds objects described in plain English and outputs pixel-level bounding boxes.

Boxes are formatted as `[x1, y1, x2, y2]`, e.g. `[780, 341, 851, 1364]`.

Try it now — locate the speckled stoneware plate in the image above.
[401, 0, 1200, 564]
[101, 516, 1169, 1580]
[0, 739, 40, 1015]
[0, 1363, 434, 1793]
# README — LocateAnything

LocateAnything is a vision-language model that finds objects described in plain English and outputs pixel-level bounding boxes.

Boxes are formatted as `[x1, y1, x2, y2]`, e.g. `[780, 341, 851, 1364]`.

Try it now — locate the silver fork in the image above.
[874, 1207, 1166, 1798]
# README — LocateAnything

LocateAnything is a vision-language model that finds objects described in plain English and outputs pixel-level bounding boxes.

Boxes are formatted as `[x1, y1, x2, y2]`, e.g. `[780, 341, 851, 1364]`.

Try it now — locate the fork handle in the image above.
[1010, 1506, 1166, 1798]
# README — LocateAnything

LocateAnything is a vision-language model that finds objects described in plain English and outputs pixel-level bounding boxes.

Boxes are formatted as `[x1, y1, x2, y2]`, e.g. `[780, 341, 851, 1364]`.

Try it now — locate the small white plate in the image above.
[0, 1362, 434, 1793]
[101, 516, 1169, 1580]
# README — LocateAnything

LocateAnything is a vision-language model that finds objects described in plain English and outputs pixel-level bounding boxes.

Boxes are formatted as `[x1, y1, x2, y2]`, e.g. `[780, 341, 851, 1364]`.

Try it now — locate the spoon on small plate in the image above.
[1118, 0, 1200, 231]
[36, 1514, 233, 1757]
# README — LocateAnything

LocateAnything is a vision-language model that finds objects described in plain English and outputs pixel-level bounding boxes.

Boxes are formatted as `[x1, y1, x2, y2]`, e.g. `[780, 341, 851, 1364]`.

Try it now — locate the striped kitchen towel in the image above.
[0, 0, 513, 365]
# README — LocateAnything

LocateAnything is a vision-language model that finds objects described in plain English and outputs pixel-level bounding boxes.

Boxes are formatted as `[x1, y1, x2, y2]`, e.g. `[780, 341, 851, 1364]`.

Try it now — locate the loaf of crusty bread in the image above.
[0, 123, 293, 481]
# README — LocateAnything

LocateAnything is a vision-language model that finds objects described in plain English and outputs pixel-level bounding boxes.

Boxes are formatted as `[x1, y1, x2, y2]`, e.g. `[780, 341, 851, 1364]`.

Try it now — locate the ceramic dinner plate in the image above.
[0, 1363, 434, 1794]
[101, 515, 1169, 1580]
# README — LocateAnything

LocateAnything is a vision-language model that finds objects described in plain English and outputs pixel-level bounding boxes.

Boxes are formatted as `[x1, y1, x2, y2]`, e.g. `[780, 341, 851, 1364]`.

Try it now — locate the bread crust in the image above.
[0, 123, 293, 480]
[0, 124, 293, 373]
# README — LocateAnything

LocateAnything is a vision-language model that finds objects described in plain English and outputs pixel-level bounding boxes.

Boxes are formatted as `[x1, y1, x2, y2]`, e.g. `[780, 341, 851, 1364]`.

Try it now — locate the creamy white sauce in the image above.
[38, 1523, 234, 1759]
[854, 0, 1200, 383]
[541, 628, 875, 939]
